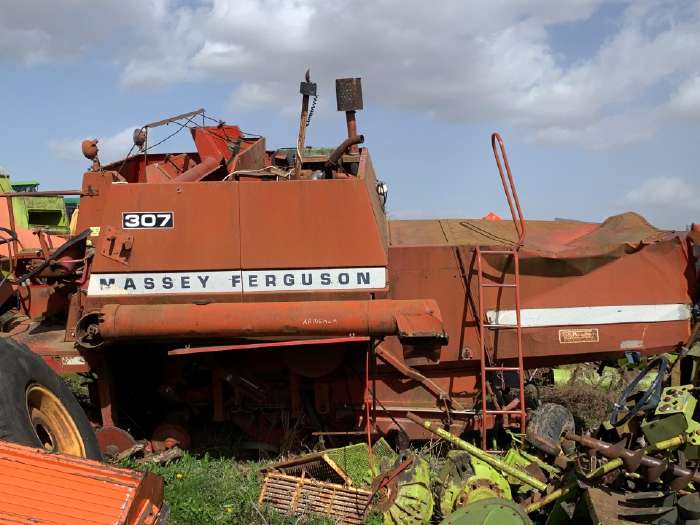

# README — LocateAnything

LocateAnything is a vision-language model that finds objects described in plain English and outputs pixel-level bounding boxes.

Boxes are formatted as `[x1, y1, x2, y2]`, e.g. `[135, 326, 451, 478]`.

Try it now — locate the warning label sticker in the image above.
[558, 328, 599, 344]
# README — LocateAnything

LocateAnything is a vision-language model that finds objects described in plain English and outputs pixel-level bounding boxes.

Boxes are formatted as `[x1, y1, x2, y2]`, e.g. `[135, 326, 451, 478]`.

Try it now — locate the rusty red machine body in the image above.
[2, 80, 697, 449]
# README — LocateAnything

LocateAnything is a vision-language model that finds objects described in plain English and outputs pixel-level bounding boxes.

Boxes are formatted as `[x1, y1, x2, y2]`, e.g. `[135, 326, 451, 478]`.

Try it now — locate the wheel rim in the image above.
[25, 384, 86, 457]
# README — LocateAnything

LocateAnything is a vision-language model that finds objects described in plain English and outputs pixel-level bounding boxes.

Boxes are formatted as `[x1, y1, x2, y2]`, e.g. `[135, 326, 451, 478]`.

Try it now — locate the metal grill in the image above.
[263, 451, 351, 485]
[258, 472, 372, 524]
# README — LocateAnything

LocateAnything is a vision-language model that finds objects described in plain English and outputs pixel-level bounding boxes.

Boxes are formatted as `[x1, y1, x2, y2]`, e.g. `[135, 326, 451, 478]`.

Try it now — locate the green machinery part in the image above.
[641, 384, 700, 460]
[324, 438, 398, 486]
[0, 174, 69, 233]
[374, 452, 434, 525]
[439, 498, 533, 525]
[438, 450, 512, 517]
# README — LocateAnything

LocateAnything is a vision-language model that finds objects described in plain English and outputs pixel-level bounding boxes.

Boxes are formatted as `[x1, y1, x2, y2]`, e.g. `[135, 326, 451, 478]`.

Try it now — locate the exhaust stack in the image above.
[335, 78, 363, 154]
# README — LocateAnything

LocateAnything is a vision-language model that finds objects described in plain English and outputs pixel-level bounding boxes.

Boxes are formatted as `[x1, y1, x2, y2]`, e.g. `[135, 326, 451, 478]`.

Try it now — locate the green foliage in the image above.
[61, 373, 90, 401]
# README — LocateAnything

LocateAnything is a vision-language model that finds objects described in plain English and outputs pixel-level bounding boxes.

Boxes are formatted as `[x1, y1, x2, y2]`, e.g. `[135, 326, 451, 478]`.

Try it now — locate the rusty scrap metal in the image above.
[491, 132, 525, 245]
[375, 343, 465, 411]
[258, 472, 371, 524]
[95, 425, 137, 457]
[369, 455, 413, 500]
[336, 78, 363, 154]
[325, 135, 365, 173]
[294, 70, 316, 177]
[524, 481, 578, 514]
[143, 108, 205, 129]
[336, 78, 363, 112]
[566, 432, 698, 489]
[264, 451, 353, 486]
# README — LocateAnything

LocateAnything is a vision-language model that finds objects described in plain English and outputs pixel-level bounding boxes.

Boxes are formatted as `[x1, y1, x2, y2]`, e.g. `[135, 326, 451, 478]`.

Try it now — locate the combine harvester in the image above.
[0, 75, 695, 470]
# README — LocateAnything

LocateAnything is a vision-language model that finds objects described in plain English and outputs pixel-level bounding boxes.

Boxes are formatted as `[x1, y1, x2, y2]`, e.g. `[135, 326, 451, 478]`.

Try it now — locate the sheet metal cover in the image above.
[0, 440, 164, 524]
[390, 212, 679, 259]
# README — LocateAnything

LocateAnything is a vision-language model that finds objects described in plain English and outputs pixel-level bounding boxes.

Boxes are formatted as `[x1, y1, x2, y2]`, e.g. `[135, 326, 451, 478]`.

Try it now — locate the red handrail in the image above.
[491, 133, 526, 245]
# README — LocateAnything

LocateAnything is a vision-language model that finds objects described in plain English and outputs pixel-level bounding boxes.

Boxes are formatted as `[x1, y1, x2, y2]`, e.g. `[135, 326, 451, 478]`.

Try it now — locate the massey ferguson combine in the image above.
[0, 76, 697, 460]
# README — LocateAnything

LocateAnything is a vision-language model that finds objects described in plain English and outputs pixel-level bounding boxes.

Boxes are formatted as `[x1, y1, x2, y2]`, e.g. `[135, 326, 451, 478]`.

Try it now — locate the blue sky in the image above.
[0, 0, 698, 229]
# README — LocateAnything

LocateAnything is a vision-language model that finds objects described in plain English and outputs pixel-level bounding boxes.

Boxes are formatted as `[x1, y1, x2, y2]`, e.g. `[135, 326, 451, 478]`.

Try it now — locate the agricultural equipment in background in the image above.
[0, 74, 696, 467]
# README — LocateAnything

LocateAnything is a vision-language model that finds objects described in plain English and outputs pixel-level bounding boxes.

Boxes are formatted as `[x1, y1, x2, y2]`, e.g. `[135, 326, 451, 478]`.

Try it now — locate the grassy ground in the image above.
[124, 453, 337, 525]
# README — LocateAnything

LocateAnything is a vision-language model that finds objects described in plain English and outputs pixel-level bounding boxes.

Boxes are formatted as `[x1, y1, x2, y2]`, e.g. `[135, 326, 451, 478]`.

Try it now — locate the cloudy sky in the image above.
[0, 0, 698, 228]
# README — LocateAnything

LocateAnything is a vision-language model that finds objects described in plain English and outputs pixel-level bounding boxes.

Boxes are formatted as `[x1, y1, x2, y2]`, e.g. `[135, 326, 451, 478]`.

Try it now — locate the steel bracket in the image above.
[100, 226, 133, 265]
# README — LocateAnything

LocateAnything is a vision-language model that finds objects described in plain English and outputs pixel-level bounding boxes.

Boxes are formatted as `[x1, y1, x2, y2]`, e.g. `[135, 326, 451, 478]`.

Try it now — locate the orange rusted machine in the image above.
[0, 76, 696, 455]
[0, 440, 166, 524]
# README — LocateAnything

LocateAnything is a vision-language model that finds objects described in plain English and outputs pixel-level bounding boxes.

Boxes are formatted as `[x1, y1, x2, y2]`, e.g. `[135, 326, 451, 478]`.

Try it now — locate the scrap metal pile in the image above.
[259, 345, 700, 524]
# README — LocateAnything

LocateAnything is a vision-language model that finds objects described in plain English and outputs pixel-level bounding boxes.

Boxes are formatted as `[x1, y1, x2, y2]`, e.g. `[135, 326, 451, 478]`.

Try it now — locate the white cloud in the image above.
[48, 127, 137, 165]
[625, 176, 697, 210]
[0, 29, 53, 65]
[15, 0, 700, 149]
[228, 82, 285, 111]
[113, 0, 700, 149]
[532, 108, 662, 149]
[668, 75, 700, 119]
[0, 0, 164, 65]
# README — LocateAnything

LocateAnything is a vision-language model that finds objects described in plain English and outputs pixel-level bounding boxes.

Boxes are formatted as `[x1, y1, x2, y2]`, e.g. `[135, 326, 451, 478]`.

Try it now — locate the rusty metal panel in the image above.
[191, 125, 241, 161]
[359, 150, 389, 253]
[78, 175, 242, 273]
[388, 227, 692, 365]
[7, 326, 89, 373]
[0, 440, 164, 524]
[386, 245, 469, 364]
[238, 179, 387, 269]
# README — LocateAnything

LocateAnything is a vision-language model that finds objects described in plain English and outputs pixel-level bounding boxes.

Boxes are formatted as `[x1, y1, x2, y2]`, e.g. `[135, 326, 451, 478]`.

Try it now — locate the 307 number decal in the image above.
[122, 212, 174, 229]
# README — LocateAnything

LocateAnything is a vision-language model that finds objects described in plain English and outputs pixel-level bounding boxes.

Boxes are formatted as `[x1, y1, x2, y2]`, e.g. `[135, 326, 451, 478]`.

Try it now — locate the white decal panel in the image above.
[122, 211, 174, 229]
[487, 304, 692, 328]
[87, 267, 386, 296]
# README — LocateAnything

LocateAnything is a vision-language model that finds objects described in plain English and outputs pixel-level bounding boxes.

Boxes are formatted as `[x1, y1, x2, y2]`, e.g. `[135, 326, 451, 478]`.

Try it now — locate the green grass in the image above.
[125, 453, 339, 525]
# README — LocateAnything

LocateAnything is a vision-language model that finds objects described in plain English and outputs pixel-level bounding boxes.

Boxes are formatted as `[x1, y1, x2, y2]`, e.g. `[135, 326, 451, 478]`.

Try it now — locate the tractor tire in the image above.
[525, 403, 575, 456]
[0, 337, 101, 460]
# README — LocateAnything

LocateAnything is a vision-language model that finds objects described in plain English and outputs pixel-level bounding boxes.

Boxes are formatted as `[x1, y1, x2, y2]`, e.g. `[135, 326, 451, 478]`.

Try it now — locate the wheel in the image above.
[0, 337, 101, 460]
[609, 357, 667, 427]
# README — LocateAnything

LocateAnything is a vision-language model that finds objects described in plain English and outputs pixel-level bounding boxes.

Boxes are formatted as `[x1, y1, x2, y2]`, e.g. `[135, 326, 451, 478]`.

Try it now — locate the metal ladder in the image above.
[477, 133, 527, 450]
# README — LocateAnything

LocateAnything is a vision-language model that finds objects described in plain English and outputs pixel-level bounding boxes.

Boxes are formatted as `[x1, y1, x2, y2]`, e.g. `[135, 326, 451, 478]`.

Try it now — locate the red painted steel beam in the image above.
[95, 299, 446, 341]
[167, 336, 370, 356]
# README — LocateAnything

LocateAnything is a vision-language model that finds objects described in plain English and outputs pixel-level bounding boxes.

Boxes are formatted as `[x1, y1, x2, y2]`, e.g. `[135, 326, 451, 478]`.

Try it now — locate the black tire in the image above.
[526, 402, 575, 456]
[0, 337, 101, 460]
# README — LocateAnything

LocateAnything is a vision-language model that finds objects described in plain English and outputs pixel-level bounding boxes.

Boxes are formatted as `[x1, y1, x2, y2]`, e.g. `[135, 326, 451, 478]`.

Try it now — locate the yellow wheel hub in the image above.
[25, 384, 86, 457]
